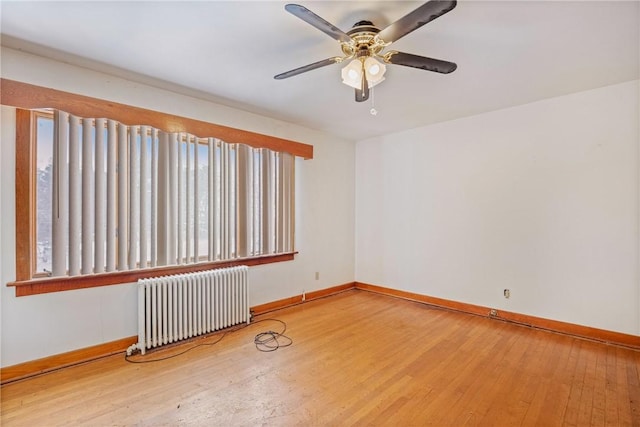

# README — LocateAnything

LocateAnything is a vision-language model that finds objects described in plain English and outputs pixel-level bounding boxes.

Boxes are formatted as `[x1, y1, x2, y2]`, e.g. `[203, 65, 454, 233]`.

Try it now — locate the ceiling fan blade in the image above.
[285, 4, 352, 44]
[376, 0, 457, 44]
[355, 70, 370, 102]
[274, 57, 342, 80]
[385, 51, 457, 74]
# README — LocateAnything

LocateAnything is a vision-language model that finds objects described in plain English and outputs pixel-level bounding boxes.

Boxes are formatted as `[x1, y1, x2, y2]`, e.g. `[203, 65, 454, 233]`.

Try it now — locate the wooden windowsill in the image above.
[7, 253, 296, 297]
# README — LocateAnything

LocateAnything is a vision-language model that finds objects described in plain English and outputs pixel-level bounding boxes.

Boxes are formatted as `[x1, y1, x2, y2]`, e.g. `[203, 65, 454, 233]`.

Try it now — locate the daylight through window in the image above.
[35, 110, 295, 277]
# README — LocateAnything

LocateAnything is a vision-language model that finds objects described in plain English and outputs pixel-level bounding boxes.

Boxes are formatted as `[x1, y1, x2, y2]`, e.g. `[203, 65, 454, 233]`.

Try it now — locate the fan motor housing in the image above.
[347, 20, 380, 36]
[343, 20, 383, 57]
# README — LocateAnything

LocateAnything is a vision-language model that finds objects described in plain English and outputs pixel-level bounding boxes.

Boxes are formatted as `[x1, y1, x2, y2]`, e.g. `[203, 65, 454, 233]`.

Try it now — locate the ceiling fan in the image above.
[274, 1, 457, 102]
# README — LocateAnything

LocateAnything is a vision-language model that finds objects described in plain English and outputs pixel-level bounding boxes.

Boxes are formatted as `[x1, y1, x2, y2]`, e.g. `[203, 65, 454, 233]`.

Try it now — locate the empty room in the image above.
[1, 1, 639, 425]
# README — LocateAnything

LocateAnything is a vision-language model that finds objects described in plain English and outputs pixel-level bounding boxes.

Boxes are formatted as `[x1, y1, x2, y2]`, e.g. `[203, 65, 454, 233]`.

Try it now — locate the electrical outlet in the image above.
[504, 289, 510, 299]
[489, 309, 498, 317]
[315, 272, 320, 280]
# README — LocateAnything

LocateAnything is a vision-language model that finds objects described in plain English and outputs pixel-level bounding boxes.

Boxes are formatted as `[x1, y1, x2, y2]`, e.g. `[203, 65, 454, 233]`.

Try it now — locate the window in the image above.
[5, 78, 313, 296]
[34, 110, 294, 278]
[35, 112, 54, 275]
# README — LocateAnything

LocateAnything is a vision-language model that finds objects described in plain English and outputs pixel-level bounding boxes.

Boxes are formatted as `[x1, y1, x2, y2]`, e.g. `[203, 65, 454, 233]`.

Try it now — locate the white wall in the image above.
[356, 80, 640, 335]
[0, 47, 355, 367]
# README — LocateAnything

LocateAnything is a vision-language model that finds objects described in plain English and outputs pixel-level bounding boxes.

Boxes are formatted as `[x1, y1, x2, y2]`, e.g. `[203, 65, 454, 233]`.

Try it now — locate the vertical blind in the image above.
[51, 110, 294, 277]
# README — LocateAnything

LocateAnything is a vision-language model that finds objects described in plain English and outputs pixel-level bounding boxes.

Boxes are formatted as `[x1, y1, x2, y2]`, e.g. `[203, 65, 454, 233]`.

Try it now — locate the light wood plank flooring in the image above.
[2, 289, 639, 426]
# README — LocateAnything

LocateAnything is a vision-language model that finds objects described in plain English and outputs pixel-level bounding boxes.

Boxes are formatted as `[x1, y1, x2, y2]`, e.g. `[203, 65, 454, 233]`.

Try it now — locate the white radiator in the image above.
[129, 266, 249, 355]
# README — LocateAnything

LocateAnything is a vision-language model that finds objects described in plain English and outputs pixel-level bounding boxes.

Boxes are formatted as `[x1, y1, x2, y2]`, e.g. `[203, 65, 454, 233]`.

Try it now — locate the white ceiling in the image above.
[1, 1, 638, 141]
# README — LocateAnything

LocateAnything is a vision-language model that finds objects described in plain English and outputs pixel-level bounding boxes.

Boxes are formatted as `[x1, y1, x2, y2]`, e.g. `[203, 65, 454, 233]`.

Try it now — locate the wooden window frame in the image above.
[4, 79, 313, 297]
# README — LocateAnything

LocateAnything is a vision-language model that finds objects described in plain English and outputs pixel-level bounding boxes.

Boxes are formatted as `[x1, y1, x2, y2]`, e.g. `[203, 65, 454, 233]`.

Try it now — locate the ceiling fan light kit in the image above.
[275, 1, 458, 103]
[341, 57, 386, 90]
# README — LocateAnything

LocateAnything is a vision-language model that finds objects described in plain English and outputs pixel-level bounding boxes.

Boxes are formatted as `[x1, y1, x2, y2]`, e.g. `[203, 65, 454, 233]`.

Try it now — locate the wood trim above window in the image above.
[0, 78, 313, 159]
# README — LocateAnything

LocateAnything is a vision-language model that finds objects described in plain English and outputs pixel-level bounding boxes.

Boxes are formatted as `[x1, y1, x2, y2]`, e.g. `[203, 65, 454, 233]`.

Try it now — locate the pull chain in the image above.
[370, 87, 378, 116]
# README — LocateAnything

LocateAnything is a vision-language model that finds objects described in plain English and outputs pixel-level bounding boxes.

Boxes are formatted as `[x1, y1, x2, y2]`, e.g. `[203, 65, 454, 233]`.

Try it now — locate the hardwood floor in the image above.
[2, 289, 639, 426]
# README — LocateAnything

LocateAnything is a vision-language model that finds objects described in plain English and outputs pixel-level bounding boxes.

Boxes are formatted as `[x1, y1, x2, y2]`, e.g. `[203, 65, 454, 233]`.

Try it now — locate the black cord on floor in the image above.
[254, 323, 293, 352]
[124, 318, 291, 364]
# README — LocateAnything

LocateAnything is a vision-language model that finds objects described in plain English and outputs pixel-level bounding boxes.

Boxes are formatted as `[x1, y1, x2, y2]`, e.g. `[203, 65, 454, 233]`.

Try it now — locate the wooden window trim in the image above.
[5, 79, 310, 297]
[7, 253, 296, 297]
[15, 108, 34, 282]
[1, 79, 313, 159]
